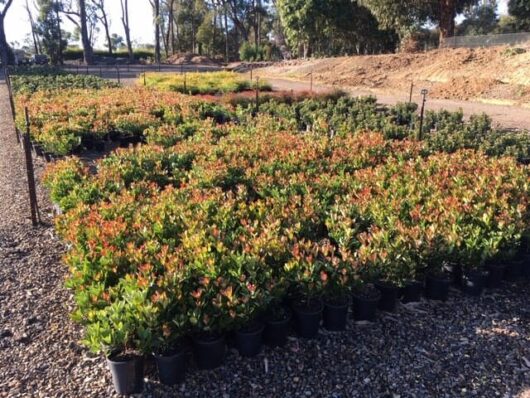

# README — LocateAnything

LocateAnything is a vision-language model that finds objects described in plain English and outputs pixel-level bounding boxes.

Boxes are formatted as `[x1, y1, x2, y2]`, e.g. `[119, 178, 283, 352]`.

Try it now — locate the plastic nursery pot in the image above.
[425, 272, 451, 302]
[192, 333, 226, 370]
[94, 140, 106, 152]
[401, 280, 423, 304]
[323, 297, 349, 331]
[443, 263, 463, 287]
[374, 281, 399, 312]
[263, 308, 292, 347]
[106, 353, 144, 396]
[154, 345, 187, 386]
[292, 299, 323, 339]
[461, 270, 487, 297]
[352, 286, 381, 322]
[504, 259, 524, 281]
[486, 262, 506, 289]
[235, 321, 265, 357]
[523, 257, 530, 280]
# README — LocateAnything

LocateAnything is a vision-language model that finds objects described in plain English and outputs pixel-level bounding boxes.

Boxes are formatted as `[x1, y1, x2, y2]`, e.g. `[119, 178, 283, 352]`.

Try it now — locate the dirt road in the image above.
[264, 77, 530, 131]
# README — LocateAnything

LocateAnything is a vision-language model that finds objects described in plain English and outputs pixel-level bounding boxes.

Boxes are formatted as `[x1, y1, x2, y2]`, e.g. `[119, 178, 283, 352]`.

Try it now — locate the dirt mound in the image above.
[259, 46, 530, 105]
[167, 53, 221, 65]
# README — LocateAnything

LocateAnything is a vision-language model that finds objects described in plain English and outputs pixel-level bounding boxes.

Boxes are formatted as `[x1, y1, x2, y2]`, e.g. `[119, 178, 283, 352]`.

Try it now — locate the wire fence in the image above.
[441, 32, 530, 49]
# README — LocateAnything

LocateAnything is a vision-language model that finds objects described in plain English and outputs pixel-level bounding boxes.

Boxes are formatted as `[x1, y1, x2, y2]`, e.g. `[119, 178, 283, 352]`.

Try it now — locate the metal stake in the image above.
[409, 80, 414, 103]
[418, 89, 428, 140]
[23, 108, 40, 226]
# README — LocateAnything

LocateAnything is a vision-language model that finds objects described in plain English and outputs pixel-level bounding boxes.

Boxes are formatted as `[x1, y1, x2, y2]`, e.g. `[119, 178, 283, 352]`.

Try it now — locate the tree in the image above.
[508, 0, 530, 31]
[36, 0, 67, 64]
[0, 0, 14, 65]
[361, 0, 479, 44]
[25, 0, 42, 55]
[119, 0, 134, 61]
[278, 0, 397, 58]
[149, 0, 162, 63]
[62, 0, 94, 63]
[91, 0, 112, 55]
[457, 1, 498, 36]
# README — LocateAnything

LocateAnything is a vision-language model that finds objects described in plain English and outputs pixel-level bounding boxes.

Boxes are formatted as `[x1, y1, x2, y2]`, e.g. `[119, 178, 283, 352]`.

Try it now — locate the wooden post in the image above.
[310, 71, 313, 94]
[250, 64, 253, 81]
[4, 68, 20, 143]
[23, 107, 40, 227]
[183, 73, 187, 92]
[409, 81, 414, 103]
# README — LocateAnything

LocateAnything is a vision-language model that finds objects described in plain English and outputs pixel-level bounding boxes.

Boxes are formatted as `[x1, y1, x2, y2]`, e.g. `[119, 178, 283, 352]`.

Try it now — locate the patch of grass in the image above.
[141, 71, 272, 95]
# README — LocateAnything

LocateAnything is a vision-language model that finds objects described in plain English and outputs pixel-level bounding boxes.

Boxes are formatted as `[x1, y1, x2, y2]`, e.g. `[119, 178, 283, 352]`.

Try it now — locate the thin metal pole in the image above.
[143, 71, 146, 86]
[4, 68, 19, 143]
[418, 89, 428, 140]
[255, 77, 260, 115]
[250, 64, 253, 81]
[409, 81, 414, 103]
[183, 73, 187, 92]
[23, 107, 40, 227]
[310, 71, 313, 94]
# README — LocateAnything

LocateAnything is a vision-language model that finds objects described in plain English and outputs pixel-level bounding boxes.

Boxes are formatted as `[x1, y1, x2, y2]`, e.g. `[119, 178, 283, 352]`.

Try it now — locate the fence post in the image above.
[23, 107, 40, 227]
[409, 80, 414, 104]
[418, 89, 428, 140]
[4, 67, 19, 143]
[310, 71, 313, 94]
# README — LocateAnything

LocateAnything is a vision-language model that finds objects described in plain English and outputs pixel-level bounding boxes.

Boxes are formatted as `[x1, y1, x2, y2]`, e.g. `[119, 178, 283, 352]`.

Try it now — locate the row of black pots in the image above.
[107, 259, 530, 395]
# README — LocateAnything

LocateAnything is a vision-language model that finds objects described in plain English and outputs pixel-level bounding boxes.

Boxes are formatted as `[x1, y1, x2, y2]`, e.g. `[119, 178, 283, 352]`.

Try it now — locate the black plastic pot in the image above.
[443, 263, 463, 286]
[32, 143, 44, 157]
[401, 280, 423, 303]
[192, 334, 226, 370]
[425, 272, 450, 301]
[374, 281, 399, 312]
[486, 263, 506, 289]
[107, 354, 144, 395]
[323, 298, 349, 331]
[505, 259, 524, 281]
[292, 300, 323, 339]
[263, 309, 292, 347]
[154, 347, 187, 386]
[523, 257, 530, 280]
[462, 270, 487, 297]
[94, 140, 106, 152]
[352, 287, 381, 321]
[235, 322, 265, 357]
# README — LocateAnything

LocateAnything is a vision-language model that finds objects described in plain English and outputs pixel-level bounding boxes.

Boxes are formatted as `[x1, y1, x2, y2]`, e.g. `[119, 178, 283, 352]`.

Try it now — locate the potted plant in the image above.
[320, 241, 353, 331]
[232, 258, 268, 358]
[148, 288, 189, 386]
[285, 240, 324, 339]
[83, 291, 154, 396]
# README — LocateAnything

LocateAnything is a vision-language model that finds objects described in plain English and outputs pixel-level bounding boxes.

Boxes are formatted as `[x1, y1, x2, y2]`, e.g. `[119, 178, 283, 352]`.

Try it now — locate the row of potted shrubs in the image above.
[17, 85, 530, 164]
[42, 126, 530, 395]
[108, 261, 530, 395]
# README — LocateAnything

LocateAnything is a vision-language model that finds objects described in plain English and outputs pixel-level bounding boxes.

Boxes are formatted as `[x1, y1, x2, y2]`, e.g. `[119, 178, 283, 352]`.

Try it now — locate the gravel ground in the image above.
[0, 79, 529, 398]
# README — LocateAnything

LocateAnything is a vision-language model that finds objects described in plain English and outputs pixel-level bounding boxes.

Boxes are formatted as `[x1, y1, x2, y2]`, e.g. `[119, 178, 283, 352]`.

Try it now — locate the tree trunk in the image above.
[79, 0, 93, 64]
[439, 0, 456, 44]
[154, 0, 161, 63]
[25, 0, 40, 55]
[224, 7, 228, 62]
[121, 0, 134, 62]
[0, 0, 14, 65]
[56, 2, 64, 64]
[0, 16, 10, 65]
[99, 3, 113, 55]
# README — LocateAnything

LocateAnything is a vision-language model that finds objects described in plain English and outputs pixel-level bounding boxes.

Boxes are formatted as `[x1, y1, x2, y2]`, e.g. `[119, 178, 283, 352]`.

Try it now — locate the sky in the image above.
[5, 0, 155, 49]
[4, 0, 511, 50]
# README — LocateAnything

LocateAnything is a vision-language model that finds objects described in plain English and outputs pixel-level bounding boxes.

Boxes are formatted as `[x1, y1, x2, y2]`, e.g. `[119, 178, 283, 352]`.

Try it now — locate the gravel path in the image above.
[0, 79, 529, 397]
